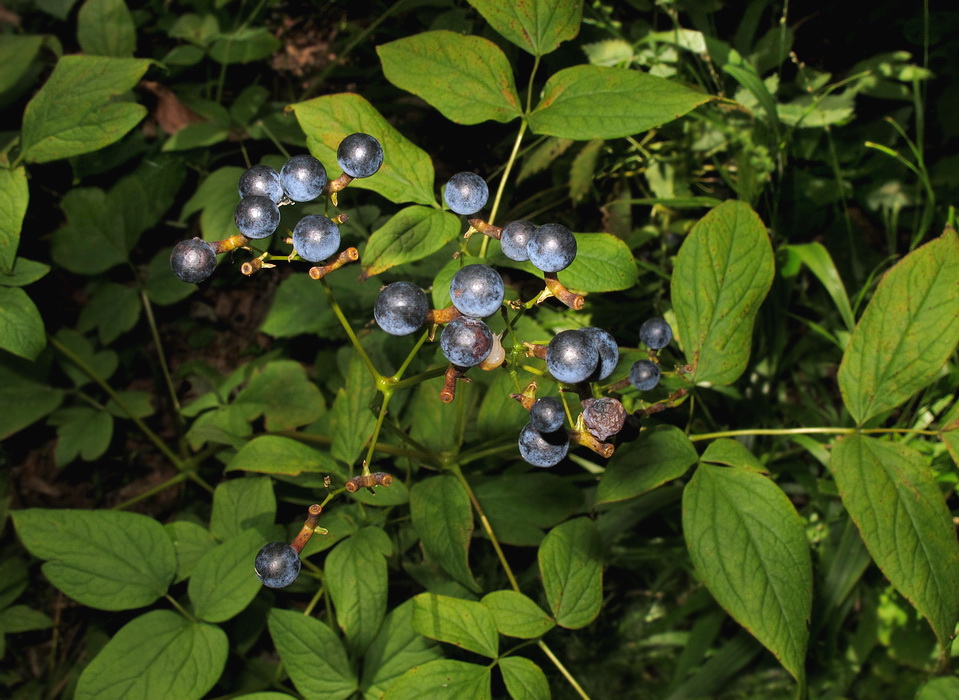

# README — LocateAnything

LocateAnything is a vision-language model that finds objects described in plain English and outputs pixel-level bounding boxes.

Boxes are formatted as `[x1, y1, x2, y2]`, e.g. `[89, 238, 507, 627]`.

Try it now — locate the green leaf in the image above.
[361, 598, 442, 698]
[837, 229, 959, 425]
[290, 92, 436, 206]
[55, 328, 117, 387]
[161, 123, 230, 151]
[781, 242, 856, 334]
[185, 405, 250, 450]
[77, 282, 140, 344]
[188, 529, 262, 623]
[108, 154, 187, 251]
[941, 400, 959, 469]
[21, 55, 151, 163]
[831, 434, 959, 651]
[412, 593, 499, 657]
[538, 518, 602, 629]
[145, 247, 196, 305]
[0, 258, 50, 288]
[474, 473, 582, 546]
[234, 360, 325, 431]
[410, 475, 480, 592]
[0, 167, 28, 273]
[467, 0, 582, 56]
[378, 31, 522, 125]
[268, 608, 358, 700]
[383, 659, 491, 700]
[226, 436, 344, 478]
[408, 376, 462, 454]
[165, 520, 217, 584]
[0, 605, 53, 633]
[481, 590, 554, 638]
[700, 438, 767, 473]
[105, 390, 154, 419]
[569, 139, 603, 203]
[47, 406, 113, 466]
[74, 610, 227, 700]
[360, 206, 462, 280]
[596, 425, 698, 505]
[12, 509, 175, 611]
[916, 677, 959, 700]
[349, 477, 410, 507]
[682, 463, 812, 683]
[77, 0, 136, 57]
[209, 27, 280, 64]
[529, 65, 713, 140]
[210, 476, 276, 540]
[0, 357, 63, 440]
[0, 36, 44, 95]
[37, 0, 78, 19]
[326, 527, 392, 653]
[50, 188, 125, 274]
[498, 656, 550, 700]
[260, 271, 381, 338]
[330, 352, 377, 466]
[0, 288, 45, 360]
[672, 200, 775, 386]
[180, 166, 245, 243]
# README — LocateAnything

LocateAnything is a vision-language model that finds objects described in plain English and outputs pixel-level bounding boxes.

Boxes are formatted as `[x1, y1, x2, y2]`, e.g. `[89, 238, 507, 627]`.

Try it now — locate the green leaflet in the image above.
[672, 200, 775, 386]
[0, 35, 44, 94]
[225, 435, 343, 478]
[77, 0, 136, 57]
[209, 476, 276, 540]
[180, 166, 246, 244]
[538, 518, 602, 629]
[0, 166, 28, 273]
[473, 473, 582, 547]
[361, 598, 442, 697]
[700, 437, 767, 473]
[47, 406, 113, 466]
[268, 609, 358, 700]
[0, 357, 63, 440]
[326, 527, 392, 653]
[234, 360, 325, 432]
[412, 593, 499, 657]
[498, 656, 550, 700]
[481, 590, 554, 639]
[529, 65, 713, 140]
[830, 434, 959, 653]
[596, 425, 698, 504]
[467, 0, 582, 56]
[165, 521, 216, 584]
[188, 529, 262, 623]
[682, 463, 811, 683]
[409, 475, 480, 592]
[781, 242, 856, 334]
[360, 206, 462, 280]
[837, 228, 959, 425]
[0, 287, 45, 360]
[330, 352, 377, 467]
[383, 659, 491, 700]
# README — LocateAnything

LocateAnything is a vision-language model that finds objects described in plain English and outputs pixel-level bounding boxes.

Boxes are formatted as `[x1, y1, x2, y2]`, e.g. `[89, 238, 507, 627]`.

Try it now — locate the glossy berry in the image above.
[449, 264, 505, 318]
[238, 164, 283, 203]
[581, 327, 619, 381]
[582, 397, 627, 441]
[374, 281, 430, 336]
[234, 196, 280, 239]
[527, 223, 576, 272]
[293, 215, 340, 262]
[546, 330, 598, 384]
[440, 316, 493, 367]
[280, 154, 328, 202]
[170, 238, 216, 283]
[500, 220, 535, 262]
[629, 359, 661, 391]
[254, 541, 301, 589]
[640, 317, 673, 350]
[337, 133, 383, 179]
[518, 423, 569, 468]
[444, 172, 488, 215]
[529, 396, 565, 433]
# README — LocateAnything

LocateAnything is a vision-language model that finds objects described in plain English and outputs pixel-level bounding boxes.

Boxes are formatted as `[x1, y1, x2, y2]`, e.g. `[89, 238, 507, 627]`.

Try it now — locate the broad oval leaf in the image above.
[498, 656, 550, 700]
[234, 360, 325, 431]
[529, 65, 713, 140]
[188, 529, 262, 623]
[210, 476, 276, 540]
[0, 287, 45, 361]
[474, 473, 582, 546]
[412, 592, 499, 657]
[377, 31, 522, 125]
[77, 0, 136, 57]
[327, 527, 392, 653]
[700, 438, 767, 473]
[837, 228, 959, 425]
[226, 435, 343, 477]
[672, 199, 775, 386]
[361, 598, 442, 697]
[481, 590, 554, 639]
[165, 520, 216, 584]
[467, 0, 582, 56]
[0, 35, 44, 94]
[0, 358, 63, 441]
[410, 475, 479, 592]
[268, 608, 357, 700]
[596, 424, 698, 504]
[682, 463, 811, 683]
[75, 610, 227, 700]
[830, 434, 959, 651]
[12, 509, 176, 610]
[0, 166, 28, 273]
[384, 659, 491, 700]
[360, 206, 462, 280]
[538, 518, 602, 629]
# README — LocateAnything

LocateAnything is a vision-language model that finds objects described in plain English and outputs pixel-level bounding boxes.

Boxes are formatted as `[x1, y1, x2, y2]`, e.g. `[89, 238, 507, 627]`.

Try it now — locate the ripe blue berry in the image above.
[234, 195, 280, 239]
[440, 316, 493, 367]
[374, 281, 430, 336]
[582, 397, 627, 441]
[629, 360, 661, 391]
[254, 541, 301, 589]
[238, 164, 283, 203]
[293, 215, 340, 262]
[280, 154, 328, 202]
[444, 172, 488, 216]
[639, 317, 672, 350]
[529, 396, 565, 433]
[518, 423, 569, 468]
[546, 330, 599, 384]
[527, 223, 576, 272]
[581, 327, 619, 380]
[337, 133, 383, 179]
[500, 220, 535, 262]
[449, 264, 505, 318]
[170, 238, 216, 283]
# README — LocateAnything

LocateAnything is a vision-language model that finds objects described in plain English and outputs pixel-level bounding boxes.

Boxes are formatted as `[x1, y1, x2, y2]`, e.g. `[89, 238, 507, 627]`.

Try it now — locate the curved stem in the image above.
[390, 365, 447, 390]
[112, 471, 190, 510]
[319, 277, 382, 382]
[138, 288, 187, 451]
[479, 120, 529, 258]
[362, 391, 394, 475]
[688, 426, 942, 443]
[537, 640, 591, 700]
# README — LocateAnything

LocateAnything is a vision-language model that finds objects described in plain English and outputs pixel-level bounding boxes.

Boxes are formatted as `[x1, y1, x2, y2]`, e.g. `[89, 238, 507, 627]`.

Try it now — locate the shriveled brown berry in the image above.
[582, 397, 627, 441]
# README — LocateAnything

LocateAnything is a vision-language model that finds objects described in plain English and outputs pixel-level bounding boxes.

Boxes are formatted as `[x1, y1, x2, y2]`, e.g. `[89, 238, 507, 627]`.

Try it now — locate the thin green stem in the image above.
[537, 640, 591, 700]
[256, 119, 291, 160]
[479, 120, 528, 258]
[112, 472, 190, 510]
[457, 441, 517, 467]
[393, 330, 430, 380]
[525, 55, 541, 114]
[165, 594, 197, 623]
[139, 288, 186, 445]
[273, 430, 429, 461]
[688, 426, 942, 443]
[303, 586, 325, 617]
[319, 277, 382, 382]
[390, 365, 447, 390]
[362, 392, 393, 474]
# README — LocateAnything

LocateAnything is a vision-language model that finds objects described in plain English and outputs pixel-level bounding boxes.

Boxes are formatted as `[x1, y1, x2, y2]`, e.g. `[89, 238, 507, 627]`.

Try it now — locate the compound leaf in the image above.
[412, 592, 499, 658]
[467, 0, 582, 56]
[538, 518, 602, 629]
[268, 608, 357, 700]
[410, 475, 479, 593]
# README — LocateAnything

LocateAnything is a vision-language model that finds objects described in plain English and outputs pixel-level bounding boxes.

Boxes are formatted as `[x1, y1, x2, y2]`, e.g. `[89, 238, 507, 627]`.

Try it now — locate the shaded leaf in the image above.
[0, 36, 44, 95]
[226, 436, 344, 478]
[0, 357, 63, 440]
[467, 0, 582, 56]
[210, 476, 276, 541]
[47, 406, 113, 466]
[189, 529, 262, 623]
[327, 527, 392, 653]
[481, 590, 554, 638]
[360, 206, 462, 280]
[234, 360, 325, 431]
[361, 598, 442, 699]
[499, 656, 550, 700]
[596, 425, 698, 504]
[268, 608, 357, 700]
[700, 438, 767, 473]
[410, 475, 479, 592]
[0, 287, 45, 360]
[0, 166, 28, 273]
[77, 0, 136, 57]
[330, 352, 377, 466]
[474, 473, 582, 546]
[538, 518, 602, 628]
[412, 593, 498, 657]
[384, 659, 490, 700]
[164, 520, 217, 584]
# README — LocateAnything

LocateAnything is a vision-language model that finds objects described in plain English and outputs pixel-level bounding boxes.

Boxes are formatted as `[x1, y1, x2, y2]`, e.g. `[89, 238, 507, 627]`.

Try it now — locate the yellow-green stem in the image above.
[537, 640, 592, 700]
[479, 120, 528, 258]
[112, 472, 190, 510]
[165, 594, 197, 623]
[688, 426, 941, 442]
[319, 277, 382, 382]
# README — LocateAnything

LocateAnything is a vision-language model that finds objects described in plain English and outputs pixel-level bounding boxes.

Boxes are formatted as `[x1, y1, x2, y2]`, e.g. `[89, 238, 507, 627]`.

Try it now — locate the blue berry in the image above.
[518, 423, 569, 468]
[500, 220, 535, 262]
[293, 215, 340, 262]
[238, 164, 283, 203]
[337, 133, 383, 179]
[374, 281, 430, 336]
[254, 541, 301, 589]
[529, 396, 565, 433]
[440, 316, 493, 367]
[234, 196, 280, 239]
[629, 360, 661, 391]
[170, 238, 217, 283]
[527, 223, 576, 272]
[449, 264, 505, 318]
[444, 172, 488, 216]
[546, 330, 598, 384]
[639, 317, 672, 350]
[280, 154, 328, 202]
[581, 327, 619, 381]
